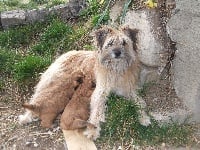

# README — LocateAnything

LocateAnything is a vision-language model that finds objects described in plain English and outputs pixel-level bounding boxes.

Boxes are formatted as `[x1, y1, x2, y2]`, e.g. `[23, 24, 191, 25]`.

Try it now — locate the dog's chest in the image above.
[105, 73, 136, 96]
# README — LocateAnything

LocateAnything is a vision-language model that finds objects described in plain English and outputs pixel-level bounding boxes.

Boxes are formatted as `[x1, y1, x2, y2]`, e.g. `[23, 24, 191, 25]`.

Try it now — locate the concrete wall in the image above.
[167, 0, 200, 122]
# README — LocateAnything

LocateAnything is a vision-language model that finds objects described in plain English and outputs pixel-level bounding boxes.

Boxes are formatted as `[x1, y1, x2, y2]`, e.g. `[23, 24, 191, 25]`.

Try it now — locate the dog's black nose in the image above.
[113, 48, 121, 58]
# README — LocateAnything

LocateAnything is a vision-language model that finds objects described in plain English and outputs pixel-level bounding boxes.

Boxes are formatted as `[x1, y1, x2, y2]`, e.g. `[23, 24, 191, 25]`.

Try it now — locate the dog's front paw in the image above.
[83, 125, 100, 140]
[18, 114, 33, 125]
[139, 114, 151, 126]
[18, 112, 38, 125]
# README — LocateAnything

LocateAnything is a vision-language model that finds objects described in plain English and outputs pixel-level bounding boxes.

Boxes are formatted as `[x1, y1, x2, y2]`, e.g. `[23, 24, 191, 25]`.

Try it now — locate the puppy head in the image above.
[94, 26, 139, 73]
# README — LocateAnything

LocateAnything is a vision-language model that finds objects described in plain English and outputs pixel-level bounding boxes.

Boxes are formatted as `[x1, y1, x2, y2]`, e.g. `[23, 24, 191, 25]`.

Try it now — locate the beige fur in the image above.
[84, 26, 151, 140]
[62, 130, 97, 150]
[18, 51, 95, 128]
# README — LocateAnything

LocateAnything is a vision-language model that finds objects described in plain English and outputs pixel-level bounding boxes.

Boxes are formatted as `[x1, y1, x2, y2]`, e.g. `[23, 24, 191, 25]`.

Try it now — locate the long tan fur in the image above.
[18, 51, 95, 128]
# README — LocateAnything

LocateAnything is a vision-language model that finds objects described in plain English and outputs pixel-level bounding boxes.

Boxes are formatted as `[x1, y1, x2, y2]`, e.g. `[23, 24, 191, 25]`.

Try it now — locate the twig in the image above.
[120, 0, 132, 24]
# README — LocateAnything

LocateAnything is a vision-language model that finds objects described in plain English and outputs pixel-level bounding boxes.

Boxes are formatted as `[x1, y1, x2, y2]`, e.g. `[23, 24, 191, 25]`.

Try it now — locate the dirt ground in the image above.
[0, 98, 66, 150]
[1, 77, 200, 150]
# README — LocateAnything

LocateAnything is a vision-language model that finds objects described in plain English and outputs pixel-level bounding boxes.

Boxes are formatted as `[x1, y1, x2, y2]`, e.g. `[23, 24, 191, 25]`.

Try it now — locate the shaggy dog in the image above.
[84, 26, 151, 140]
[19, 26, 150, 142]
[18, 51, 95, 128]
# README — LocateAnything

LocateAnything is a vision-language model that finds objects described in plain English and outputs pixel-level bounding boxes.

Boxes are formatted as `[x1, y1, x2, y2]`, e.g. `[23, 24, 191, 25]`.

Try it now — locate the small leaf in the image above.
[144, 0, 158, 8]
[99, 0, 104, 5]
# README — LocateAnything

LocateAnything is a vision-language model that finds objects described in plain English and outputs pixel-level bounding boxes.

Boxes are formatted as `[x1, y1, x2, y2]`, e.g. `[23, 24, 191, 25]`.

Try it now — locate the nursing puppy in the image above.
[60, 72, 95, 131]
[60, 71, 97, 150]
[84, 26, 151, 140]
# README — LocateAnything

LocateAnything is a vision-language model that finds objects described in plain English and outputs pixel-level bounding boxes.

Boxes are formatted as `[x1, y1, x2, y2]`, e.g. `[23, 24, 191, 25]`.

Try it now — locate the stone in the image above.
[167, 0, 200, 122]
[0, 0, 87, 28]
[1, 10, 26, 28]
[124, 9, 169, 68]
[122, 9, 171, 85]
[25, 8, 49, 23]
[49, 0, 87, 21]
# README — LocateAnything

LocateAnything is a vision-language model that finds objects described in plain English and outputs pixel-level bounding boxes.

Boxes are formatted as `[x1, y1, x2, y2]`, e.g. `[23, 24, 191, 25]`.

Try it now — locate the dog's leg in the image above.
[84, 88, 109, 140]
[133, 95, 151, 126]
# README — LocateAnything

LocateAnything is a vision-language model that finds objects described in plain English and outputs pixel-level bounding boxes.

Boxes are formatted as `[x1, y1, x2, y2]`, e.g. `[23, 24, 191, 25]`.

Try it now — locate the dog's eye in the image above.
[107, 40, 113, 47]
[122, 40, 126, 46]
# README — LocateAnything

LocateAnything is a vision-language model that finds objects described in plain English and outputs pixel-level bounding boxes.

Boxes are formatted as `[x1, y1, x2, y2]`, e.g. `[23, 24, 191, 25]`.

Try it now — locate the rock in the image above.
[25, 8, 49, 23]
[25, 141, 32, 146]
[50, 0, 87, 20]
[167, 0, 200, 123]
[1, 10, 26, 28]
[124, 9, 169, 68]
[123, 8, 171, 85]
[0, 0, 87, 28]
[109, 0, 125, 25]
[33, 142, 39, 147]
[150, 109, 191, 124]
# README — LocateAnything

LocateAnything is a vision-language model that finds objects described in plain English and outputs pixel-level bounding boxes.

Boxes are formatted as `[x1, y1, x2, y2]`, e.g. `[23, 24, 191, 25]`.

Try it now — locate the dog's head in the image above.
[94, 26, 138, 73]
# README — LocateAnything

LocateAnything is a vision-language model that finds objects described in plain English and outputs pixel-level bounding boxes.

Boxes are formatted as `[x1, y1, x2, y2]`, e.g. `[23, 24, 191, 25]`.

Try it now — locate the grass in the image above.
[13, 55, 51, 83]
[0, 15, 93, 84]
[0, 49, 21, 76]
[0, 22, 48, 49]
[120, 0, 132, 24]
[30, 19, 73, 56]
[97, 93, 194, 147]
[0, 0, 65, 11]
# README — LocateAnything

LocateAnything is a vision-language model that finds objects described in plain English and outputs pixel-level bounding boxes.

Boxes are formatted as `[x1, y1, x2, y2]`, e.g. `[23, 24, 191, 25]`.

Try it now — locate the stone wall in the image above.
[0, 0, 86, 29]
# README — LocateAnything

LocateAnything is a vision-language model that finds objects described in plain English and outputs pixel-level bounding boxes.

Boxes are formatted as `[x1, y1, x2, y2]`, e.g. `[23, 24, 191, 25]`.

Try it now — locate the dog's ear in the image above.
[22, 103, 39, 111]
[122, 26, 138, 51]
[72, 119, 96, 130]
[94, 27, 113, 50]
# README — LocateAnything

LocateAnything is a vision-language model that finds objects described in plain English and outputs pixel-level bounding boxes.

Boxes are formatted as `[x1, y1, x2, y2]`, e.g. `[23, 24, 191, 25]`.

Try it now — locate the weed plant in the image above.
[0, 22, 48, 49]
[98, 93, 193, 147]
[0, 49, 21, 76]
[31, 19, 73, 55]
[80, 0, 110, 27]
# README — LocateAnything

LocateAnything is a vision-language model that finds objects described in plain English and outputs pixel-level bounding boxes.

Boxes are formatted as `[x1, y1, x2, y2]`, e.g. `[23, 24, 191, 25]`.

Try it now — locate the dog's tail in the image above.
[62, 129, 97, 150]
